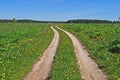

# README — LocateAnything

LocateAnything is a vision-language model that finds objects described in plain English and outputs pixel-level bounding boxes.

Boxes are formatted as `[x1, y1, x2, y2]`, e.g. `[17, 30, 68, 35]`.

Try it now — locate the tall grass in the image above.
[0, 23, 53, 80]
[60, 24, 120, 80]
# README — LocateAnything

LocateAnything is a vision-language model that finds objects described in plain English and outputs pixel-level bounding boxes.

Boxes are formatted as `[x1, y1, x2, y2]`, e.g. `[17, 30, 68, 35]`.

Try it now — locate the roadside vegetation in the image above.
[59, 24, 120, 80]
[50, 27, 81, 80]
[0, 23, 53, 80]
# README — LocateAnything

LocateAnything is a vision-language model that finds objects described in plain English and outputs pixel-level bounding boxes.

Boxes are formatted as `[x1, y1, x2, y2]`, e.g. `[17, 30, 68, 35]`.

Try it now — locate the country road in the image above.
[24, 26, 108, 80]
[24, 26, 59, 80]
[57, 26, 108, 80]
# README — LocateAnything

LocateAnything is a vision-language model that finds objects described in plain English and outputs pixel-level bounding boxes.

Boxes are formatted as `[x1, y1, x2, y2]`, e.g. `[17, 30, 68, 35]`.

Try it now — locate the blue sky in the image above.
[0, 0, 120, 21]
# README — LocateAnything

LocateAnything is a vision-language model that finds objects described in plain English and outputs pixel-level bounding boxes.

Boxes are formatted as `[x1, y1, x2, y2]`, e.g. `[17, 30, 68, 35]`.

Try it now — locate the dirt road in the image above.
[57, 26, 108, 80]
[24, 26, 59, 80]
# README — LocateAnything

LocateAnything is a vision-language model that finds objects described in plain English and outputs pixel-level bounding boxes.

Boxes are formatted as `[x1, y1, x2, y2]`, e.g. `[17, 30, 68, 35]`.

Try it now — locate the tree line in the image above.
[0, 19, 120, 23]
[67, 19, 113, 23]
[0, 19, 66, 23]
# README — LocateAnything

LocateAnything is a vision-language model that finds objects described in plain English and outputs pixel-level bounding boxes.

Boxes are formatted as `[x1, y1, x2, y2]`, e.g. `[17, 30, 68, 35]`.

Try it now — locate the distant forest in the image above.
[67, 19, 112, 23]
[0, 19, 65, 23]
[0, 19, 120, 23]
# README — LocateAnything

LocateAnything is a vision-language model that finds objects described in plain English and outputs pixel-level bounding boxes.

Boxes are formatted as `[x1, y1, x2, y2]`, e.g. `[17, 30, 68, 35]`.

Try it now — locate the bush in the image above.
[109, 39, 120, 53]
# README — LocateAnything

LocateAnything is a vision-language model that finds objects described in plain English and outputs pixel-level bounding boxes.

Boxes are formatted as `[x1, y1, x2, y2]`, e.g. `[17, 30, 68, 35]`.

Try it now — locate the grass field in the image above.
[50, 27, 81, 80]
[59, 24, 120, 80]
[0, 23, 53, 80]
[1, 23, 120, 80]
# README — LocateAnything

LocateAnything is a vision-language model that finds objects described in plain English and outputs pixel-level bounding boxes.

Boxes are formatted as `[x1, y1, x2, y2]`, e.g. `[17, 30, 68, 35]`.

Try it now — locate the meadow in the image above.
[0, 23, 53, 80]
[0, 23, 120, 80]
[59, 23, 120, 80]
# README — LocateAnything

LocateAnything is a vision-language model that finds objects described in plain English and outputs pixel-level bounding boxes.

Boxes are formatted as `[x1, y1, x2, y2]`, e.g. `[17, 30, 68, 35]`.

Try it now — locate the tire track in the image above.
[57, 26, 108, 80]
[24, 26, 59, 80]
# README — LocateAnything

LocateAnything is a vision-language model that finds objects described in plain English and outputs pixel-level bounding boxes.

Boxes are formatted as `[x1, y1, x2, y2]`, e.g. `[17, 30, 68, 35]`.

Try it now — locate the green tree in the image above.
[12, 18, 17, 23]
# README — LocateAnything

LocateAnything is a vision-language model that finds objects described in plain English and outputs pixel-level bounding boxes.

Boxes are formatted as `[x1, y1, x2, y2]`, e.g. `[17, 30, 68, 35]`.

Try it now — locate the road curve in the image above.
[57, 26, 108, 80]
[24, 26, 59, 80]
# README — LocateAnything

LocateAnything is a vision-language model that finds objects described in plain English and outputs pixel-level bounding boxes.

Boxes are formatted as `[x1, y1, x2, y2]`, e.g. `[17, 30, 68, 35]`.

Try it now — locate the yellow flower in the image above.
[118, 77, 120, 80]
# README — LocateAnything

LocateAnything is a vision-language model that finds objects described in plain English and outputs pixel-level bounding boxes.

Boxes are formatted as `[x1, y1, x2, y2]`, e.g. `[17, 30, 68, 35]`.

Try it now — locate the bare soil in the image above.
[24, 26, 59, 80]
[57, 26, 108, 80]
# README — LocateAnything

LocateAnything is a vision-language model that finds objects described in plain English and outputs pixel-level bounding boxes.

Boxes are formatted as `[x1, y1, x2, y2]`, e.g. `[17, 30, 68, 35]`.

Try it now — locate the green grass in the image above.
[50, 27, 81, 80]
[0, 23, 53, 80]
[59, 24, 120, 80]
[1, 23, 120, 80]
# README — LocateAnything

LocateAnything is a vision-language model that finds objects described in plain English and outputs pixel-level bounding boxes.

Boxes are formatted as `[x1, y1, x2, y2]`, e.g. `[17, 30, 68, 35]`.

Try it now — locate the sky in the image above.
[0, 0, 120, 21]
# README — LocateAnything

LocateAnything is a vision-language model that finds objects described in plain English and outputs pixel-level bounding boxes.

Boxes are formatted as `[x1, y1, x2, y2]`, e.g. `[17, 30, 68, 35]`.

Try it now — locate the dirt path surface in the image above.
[57, 26, 108, 80]
[24, 26, 59, 80]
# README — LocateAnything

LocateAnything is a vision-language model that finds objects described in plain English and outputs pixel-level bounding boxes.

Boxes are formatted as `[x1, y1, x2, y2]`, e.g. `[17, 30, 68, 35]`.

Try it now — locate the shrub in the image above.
[109, 39, 120, 53]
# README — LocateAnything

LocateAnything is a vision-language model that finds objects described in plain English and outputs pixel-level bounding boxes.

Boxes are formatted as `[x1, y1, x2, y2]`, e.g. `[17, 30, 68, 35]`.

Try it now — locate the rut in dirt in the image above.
[24, 26, 59, 80]
[57, 26, 108, 80]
